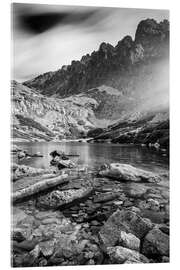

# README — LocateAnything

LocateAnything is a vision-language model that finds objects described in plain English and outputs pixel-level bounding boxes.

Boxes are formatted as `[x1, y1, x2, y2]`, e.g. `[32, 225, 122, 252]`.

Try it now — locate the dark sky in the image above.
[12, 3, 169, 82]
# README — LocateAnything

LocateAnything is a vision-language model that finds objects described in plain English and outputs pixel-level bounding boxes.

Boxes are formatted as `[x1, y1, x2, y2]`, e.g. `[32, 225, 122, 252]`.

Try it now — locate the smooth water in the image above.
[13, 142, 169, 174]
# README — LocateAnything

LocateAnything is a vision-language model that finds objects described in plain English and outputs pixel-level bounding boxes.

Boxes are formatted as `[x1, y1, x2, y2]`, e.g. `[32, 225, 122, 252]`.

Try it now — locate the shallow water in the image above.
[12, 142, 170, 241]
[13, 142, 169, 173]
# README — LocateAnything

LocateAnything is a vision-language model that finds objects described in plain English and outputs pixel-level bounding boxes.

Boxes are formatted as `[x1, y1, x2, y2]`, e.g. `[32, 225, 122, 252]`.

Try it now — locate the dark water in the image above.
[13, 142, 169, 174]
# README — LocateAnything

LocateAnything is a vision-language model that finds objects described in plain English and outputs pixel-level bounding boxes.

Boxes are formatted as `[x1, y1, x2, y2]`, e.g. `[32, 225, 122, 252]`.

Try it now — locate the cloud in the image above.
[12, 3, 169, 82]
[12, 3, 108, 35]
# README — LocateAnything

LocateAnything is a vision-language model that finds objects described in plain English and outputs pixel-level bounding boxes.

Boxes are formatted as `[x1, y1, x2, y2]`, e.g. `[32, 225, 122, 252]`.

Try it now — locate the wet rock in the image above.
[93, 192, 119, 203]
[119, 231, 140, 251]
[99, 209, 153, 248]
[48, 256, 65, 265]
[158, 225, 169, 235]
[13, 239, 39, 252]
[12, 252, 36, 267]
[91, 220, 100, 226]
[86, 203, 101, 214]
[141, 209, 166, 224]
[112, 200, 123, 206]
[138, 199, 160, 211]
[162, 256, 169, 263]
[147, 198, 160, 210]
[11, 144, 21, 153]
[51, 156, 75, 169]
[18, 151, 26, 159]
[127, 206, 141, 214]
[85, 211, 111, 223]
[29, 244, 40, 259]
[99, 163, 161, 183]
[39, 239, 55, 257]
[12, 228, 26, 242]
[123, 200, 133, 207]
[76, 253, 87, 265]
[86, 259, 95, 265]
[12, 164, 54, 181]
[91, 226, 100, 234]
[141, 228, 169, 258]
[107, 246, 149, 264]
[126, 183, 148, 198]
[36, 187, 93, 209]
[39, 258, 48, 266]
[50, 150, 69, 159]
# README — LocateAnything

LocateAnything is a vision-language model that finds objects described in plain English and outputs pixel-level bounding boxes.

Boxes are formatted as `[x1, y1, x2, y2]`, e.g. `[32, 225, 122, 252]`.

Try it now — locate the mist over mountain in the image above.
[24, 19, 169, 109]
[13, 18, 169, 147]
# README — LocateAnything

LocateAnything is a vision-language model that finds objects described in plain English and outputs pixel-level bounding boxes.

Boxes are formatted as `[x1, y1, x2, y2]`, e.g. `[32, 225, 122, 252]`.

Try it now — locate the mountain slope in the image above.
[13, 19, 169, 145]
[12, 81, 128, 141]
[87, 110, 169, 150]
[24, 19, 169, 100]
[12, 81, 97, 141]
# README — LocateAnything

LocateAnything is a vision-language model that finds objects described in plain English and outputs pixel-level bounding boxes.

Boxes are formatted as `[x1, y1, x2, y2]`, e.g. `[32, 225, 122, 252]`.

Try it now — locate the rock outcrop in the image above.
[99, 163, 161, 183]
[24, 19, 169, 99]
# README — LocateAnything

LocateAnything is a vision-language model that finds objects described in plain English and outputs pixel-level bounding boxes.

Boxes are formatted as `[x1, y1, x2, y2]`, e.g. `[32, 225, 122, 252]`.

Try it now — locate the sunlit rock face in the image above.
[12, 81, 134, 141]
[11, 81, 98, 141]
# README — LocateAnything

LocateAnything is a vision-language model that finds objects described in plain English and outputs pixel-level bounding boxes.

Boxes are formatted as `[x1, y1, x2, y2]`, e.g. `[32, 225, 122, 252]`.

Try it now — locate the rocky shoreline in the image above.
[11, 149, 169, 267]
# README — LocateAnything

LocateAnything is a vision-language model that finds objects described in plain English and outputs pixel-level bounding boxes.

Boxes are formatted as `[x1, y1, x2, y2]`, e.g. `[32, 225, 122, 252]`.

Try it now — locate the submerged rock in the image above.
[93, 192, 119, 203]
[12, 164, 54, 181]
[99, 163, 161, 183]
[36, 187, 93, 209]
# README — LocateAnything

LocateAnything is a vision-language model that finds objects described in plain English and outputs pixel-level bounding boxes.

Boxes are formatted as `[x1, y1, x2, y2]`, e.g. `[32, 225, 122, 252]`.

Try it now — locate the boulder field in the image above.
[11, 160, 169, 266]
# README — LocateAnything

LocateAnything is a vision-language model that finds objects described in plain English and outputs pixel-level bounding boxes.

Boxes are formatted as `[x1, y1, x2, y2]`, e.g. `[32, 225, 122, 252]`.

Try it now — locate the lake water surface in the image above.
[13, 142, 169, 174]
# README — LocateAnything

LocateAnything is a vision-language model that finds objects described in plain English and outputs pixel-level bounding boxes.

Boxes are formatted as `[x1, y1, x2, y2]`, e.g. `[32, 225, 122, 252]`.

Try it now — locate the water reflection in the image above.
[13, 142, 169, 173]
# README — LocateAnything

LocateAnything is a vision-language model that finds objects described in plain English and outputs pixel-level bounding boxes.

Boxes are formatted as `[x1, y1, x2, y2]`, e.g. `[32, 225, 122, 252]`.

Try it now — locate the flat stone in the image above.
[93, 192, 119, 203]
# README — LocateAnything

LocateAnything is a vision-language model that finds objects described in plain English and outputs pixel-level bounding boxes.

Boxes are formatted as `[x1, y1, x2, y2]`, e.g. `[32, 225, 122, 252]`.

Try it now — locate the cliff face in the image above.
[24, 19, 169, 99]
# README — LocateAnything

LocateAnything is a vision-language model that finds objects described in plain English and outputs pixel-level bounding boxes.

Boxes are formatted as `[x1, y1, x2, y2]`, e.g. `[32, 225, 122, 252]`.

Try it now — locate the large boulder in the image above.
[99, 209, 153, 248]
[50, 150, 69, 160]
[141, 228, 169, 258]
[99, 163, 161, 183]
[107, 246, 149, 264]
[50, 156, 75, 169]
[36, 187, 93, 209]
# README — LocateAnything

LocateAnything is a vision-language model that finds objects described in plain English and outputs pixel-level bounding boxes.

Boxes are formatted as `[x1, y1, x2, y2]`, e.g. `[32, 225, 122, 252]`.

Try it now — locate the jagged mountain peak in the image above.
[23, 18, 169, 98]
